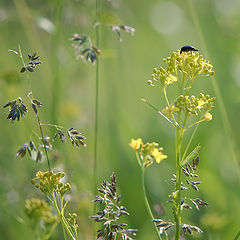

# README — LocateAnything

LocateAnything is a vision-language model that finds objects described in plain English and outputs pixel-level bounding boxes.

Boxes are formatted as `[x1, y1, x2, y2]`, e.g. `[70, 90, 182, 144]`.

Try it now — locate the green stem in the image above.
[163, 87, 178, 125]
[174, 127, 181, 239]
[51, 0, 63, 126]
[37, 115, 51, 170]
[94, 0, 100, 205]
[42, 220, 59, 240]
[141, 168, 162, 240]
[186, 118, 205, 130]
[163, 87, 170, 106]
[182, 124, 199, 161]
[136, 152, 142, 167]
[174, 113, 187, 240]
[51, 193, 75, 240]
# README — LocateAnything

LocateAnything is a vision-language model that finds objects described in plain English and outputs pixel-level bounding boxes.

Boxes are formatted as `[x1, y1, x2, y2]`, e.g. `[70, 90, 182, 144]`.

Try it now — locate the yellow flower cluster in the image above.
[130, 138, 167, 168]
[129, 138, 142, 150]
[25, 198, 57, 225]
[164, 51, 214, 76]
[31, 170, 71, 196]
[162, 93, 215, 119]
[148, 50, 214, 89]
[67, 213, 78, 231]
[162, 105, 180, 119]
[149, 67, 177, 87]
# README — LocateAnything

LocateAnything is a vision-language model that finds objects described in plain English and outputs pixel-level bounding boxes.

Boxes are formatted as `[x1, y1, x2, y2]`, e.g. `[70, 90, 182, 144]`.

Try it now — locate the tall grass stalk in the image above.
[174, 119, 186, 240]
[51, 0, 63, 126]
[93, 0, 100, 204]
[141, 168, 162, 240]
[38, 116, 51, 170]
[19, 46, 51, 170]
[187, 0, 240, 178]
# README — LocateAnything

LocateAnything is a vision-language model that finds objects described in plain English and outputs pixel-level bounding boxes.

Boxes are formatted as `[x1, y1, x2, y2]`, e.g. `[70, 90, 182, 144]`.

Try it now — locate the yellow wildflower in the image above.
[165, 74, 177, 85]
[162, 105, 179, 118]
[204, 112, 212, 121]
[129, 138, 142, 150]
[196, 99, 205, 110]
[151, 148, 168, 163]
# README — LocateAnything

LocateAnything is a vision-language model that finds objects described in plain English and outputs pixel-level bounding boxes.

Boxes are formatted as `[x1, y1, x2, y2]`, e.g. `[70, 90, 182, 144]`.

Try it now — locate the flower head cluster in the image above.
[67, 213, 79, 237]
[20, 52, 41, 73]
[129, 138, 167, 168]
[91, 173, 137, 240]
[110, 24, 135, 42]
[67, 128, 87, 148]
[70, 33, 100, 64]
[32, 171, 79, 239]
[149, 67, 177, 87]
[16, 140, 43, 162]
[25, 198, 58, 226]
[31, 170, 71, 196]
[148, 50, 214, 89]
[3, 97, 27, 122]
[162, 93, 215, 122]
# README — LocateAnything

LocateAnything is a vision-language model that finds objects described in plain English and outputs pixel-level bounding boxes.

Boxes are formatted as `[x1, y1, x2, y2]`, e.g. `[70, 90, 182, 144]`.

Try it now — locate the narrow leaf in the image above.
[141, 98, 177, 127]
[181, 144, 201, 167]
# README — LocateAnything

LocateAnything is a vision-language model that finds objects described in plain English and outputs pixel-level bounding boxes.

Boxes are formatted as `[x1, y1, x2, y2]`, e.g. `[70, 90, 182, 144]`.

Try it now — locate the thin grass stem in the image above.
[141, 168, 162, 240]
[37, 115, 51, 170]
[93, 0, 100, 207]
[51, 193, 75, 240]
[51, 0, 63, 126]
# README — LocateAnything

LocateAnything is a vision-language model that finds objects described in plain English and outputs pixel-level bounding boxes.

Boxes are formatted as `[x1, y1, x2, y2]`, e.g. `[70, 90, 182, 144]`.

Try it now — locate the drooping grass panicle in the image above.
[91, 173, 137, 240]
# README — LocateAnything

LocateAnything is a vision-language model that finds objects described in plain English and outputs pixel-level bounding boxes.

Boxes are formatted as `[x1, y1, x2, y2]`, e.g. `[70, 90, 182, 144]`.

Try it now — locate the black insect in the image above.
[180, 46, 198, 54]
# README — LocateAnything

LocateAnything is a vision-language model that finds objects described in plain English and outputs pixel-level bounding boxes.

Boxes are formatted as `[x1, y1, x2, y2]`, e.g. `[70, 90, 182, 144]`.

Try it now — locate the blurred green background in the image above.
[0, 0, 240, 239]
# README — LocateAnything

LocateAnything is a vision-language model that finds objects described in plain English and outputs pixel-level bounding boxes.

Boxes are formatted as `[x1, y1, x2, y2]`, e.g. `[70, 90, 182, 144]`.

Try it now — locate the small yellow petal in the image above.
[204, 112, 212, 121]
[129, 138, 142, 150]
[151, 148, 167, 163]
[165, 74, 177, 85]
[196, 99, 205, 110]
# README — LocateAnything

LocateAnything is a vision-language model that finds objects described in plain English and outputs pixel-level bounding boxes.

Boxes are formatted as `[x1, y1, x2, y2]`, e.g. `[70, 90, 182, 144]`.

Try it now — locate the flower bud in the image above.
[204, 112, 212, 121]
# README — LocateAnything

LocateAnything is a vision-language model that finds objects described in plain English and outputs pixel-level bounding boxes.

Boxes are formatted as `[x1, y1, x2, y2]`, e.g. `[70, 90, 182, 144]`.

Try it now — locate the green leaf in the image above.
[234, 230, 240, 240]
[180, 144, 201, 167]
[141, 98, 177, 128]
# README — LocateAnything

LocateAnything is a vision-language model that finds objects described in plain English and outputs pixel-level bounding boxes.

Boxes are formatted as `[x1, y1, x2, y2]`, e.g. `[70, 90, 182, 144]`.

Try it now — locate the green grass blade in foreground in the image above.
[93, 0, 100, 214]
[234, 230, 240, 240]
[187, 0, 240, 179]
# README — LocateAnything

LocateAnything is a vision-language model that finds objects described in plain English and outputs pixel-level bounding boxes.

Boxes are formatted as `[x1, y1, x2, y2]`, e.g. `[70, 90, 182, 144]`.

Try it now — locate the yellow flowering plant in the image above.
[130, 138, 167, 168]
[32, 170, 79, 240]
[25, 198, 59, 240]
[131, 48, 215, 240]
[130, 138, 168, 238]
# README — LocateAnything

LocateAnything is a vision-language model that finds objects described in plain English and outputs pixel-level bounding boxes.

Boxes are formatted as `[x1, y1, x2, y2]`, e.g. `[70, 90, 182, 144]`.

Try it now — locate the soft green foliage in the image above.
[1, 0, 240, 240]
